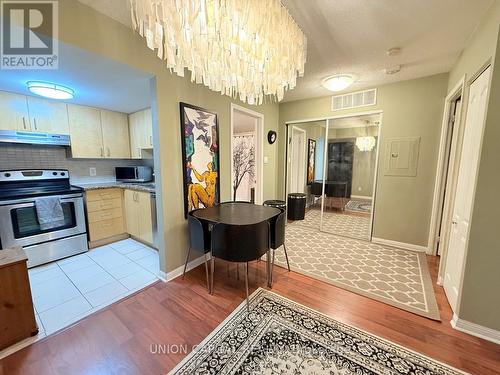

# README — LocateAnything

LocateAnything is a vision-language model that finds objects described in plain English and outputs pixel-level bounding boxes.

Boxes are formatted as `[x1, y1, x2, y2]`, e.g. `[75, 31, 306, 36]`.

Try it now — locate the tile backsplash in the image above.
[0, 144, 153, 183]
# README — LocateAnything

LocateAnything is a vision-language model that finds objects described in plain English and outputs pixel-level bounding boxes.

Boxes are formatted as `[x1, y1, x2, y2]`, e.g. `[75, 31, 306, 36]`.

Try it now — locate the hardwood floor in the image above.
[1, 256, 499, 375]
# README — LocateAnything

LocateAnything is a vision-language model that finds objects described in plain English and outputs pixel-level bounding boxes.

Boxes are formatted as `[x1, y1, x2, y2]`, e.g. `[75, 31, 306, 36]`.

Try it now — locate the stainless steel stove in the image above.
[0, 169, 88, 268]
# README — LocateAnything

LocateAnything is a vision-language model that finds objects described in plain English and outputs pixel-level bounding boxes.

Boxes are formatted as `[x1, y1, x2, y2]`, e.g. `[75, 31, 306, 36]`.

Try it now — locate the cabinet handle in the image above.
[34, 118, 37, 130]
[138, 147, 141, 158]
[22, 117, 27, 130]
[150, 135, 152, 146]
[100, 147, 104, 157]
[107, 147, 110, 157]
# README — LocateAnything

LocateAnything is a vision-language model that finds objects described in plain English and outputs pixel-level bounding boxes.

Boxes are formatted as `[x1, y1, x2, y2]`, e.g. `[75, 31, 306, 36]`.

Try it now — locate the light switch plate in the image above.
[89, 167, 96, 176]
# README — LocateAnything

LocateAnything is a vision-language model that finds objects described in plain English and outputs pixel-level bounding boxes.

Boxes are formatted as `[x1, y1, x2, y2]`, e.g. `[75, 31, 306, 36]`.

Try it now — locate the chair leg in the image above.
[204, 253, 210, 293]
[271, 249, 275, 287]
[245, 262, 249, 312]
[210, 255, 215, 295]
[182, 247, 191, 279]
[236, 263, 240, 280]
[283, 244, 291, 272]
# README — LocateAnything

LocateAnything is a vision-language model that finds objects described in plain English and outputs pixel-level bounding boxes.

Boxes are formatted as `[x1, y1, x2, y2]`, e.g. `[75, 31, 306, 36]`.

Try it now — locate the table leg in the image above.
[266, 250, 272, 288]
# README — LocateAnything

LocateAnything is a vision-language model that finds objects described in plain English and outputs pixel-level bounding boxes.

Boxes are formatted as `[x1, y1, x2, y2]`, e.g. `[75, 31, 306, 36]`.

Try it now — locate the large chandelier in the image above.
[130, 0, 307, 105]
[355, 136, 376, 152]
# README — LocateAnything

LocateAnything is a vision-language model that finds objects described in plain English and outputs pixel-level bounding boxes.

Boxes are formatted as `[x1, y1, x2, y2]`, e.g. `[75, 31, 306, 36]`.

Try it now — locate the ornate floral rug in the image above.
[168, 289, 464, 375]
[346, 199, 372, 213]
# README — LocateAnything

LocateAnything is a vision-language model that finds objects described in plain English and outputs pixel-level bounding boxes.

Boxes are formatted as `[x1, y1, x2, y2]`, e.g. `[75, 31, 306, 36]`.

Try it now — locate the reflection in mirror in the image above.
[286, 120, 327, 229]
[320, 114, 380, 240]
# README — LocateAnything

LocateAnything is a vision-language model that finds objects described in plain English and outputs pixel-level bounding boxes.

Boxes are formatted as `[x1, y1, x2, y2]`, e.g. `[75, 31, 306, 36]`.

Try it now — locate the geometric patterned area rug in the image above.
[168, 289, 462, 374]
[300, 209, 372, 241]
[346, 199, 372, 213]
[275, 224, 441, 320]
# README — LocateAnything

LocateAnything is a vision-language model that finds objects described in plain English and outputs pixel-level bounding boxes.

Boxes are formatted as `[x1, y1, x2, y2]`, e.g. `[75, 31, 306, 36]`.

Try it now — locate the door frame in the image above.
[428, 76, 466, 259]
[230, 104, 264, 204]
[284, 109, 383, 240]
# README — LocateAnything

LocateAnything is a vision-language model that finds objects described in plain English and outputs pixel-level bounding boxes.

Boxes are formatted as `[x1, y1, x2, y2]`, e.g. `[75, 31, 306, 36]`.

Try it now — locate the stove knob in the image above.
[4, 172, 11, 177]
[52, 172, 58, 176]
[61, 172, 66, 176]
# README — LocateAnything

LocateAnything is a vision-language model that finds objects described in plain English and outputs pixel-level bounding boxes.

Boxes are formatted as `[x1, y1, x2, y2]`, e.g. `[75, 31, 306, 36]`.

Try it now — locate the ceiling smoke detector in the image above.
[385, 65, 401, 75]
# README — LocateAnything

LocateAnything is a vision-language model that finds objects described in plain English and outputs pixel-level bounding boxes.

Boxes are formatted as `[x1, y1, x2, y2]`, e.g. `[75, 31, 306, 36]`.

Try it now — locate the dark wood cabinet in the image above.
[0, 247, 38, 350]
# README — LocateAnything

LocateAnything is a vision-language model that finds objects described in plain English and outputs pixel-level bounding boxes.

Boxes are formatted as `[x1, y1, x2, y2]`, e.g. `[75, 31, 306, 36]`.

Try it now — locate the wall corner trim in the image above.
[164, 255, 206, 282]
[451, 313, 500, 345]
[371, 237, 429, 253]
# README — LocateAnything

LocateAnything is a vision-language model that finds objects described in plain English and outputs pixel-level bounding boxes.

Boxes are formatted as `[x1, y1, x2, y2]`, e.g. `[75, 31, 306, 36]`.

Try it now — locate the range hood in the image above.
[0, 130, 70, 146]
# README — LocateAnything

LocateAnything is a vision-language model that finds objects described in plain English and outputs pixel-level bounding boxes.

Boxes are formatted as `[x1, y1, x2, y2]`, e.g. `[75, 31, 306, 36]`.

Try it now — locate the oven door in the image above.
[0, 193, 87, 249]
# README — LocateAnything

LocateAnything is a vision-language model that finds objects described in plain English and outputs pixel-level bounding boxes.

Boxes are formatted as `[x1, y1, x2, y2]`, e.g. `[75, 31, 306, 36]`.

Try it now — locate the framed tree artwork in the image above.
[307, 138, 316, 185]
[180, 102, 221, 218]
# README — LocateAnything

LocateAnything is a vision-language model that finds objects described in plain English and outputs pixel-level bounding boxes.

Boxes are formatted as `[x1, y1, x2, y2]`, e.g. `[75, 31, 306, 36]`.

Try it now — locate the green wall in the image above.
[447, 1, 500, 331]
[59, 0, 280, 273]
[279, 74, 449, 247]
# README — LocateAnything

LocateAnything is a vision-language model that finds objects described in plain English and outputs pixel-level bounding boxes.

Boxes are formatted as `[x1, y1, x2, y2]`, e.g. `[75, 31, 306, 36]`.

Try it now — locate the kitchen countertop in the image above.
[73, 182, 156, 193]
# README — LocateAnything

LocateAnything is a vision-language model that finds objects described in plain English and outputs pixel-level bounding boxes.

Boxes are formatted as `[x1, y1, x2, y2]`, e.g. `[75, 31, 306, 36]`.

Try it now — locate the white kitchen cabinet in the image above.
[129, 108, 153, 159]
[100, 109, 131, 158]
[0, 91, 30, 131]
[26, 96, 70, 134]
[67, 104, 104, 158]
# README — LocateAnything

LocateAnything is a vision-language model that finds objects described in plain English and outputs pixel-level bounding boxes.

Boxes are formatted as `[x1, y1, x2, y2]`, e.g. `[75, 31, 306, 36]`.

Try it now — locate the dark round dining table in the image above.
[191, 202, 281, 287]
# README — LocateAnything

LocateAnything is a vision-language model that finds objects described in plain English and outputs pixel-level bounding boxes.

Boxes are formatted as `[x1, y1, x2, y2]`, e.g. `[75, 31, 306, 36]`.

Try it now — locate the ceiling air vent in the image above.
[331, 88, 377, 111]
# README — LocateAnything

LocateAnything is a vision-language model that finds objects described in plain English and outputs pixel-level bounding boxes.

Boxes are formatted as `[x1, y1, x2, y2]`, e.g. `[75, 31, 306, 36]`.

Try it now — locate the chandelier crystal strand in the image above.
[130, 0, 307, 105]
[355, 136, 376, 152]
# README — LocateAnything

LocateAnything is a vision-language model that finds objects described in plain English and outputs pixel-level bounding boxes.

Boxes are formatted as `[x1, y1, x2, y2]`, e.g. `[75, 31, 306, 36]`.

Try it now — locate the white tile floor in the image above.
[28, 238, 160, 336]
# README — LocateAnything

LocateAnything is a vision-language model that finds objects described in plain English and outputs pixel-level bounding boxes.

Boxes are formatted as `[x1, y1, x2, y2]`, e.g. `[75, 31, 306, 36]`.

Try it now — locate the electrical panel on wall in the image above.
[331, 89, 377, 111]
[384, 137, 420, 177]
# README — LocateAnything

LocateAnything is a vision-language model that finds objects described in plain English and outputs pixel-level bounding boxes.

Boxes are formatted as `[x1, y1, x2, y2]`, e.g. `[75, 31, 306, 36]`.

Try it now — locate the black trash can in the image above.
[263, 199, 287, 212]
[287, 193, 306, 220]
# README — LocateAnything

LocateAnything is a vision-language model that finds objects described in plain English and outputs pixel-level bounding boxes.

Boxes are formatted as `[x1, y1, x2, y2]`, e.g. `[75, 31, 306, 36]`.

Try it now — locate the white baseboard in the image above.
[164, 255, 207, 282]
[371, 237, 429, 253]
[451, 313, 500, 345]
[351, 195, 372, 200]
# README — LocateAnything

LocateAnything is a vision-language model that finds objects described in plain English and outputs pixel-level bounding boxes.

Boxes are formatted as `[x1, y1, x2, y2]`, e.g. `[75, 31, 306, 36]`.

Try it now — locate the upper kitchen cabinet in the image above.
[26, 96, 69, 135]
[0, 91, 30, 131]
[129, 108, 153, 159]
[67, 104, 104, 158]
[100, 110, 131, 158]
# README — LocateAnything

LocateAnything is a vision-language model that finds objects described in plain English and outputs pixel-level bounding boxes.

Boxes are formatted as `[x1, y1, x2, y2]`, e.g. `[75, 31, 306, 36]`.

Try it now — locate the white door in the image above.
[233, 134, 255, 201]
[290, 127, 306, 193]
[443, 66, 491, 312]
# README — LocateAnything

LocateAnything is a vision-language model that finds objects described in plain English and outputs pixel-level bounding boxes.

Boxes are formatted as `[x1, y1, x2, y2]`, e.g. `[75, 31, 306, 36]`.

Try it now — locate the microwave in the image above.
[115, 166, 153, 182]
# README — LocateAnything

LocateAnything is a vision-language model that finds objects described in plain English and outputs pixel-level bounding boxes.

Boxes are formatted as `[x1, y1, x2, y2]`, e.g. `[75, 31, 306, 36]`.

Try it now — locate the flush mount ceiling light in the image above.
[27, 81, 74, 100]
[130, 0, 307, 105]
[321, 74, 356, 92]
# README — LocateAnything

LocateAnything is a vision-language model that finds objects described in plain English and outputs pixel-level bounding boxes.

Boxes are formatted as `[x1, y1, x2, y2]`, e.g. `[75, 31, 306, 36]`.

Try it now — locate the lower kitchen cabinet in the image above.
[86, 188, 126, 247]
[124, 189, 153, 245]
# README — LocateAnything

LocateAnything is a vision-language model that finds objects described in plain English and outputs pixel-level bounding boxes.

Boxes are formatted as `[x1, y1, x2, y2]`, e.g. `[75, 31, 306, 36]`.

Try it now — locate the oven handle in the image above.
[0, 193, 83, 207]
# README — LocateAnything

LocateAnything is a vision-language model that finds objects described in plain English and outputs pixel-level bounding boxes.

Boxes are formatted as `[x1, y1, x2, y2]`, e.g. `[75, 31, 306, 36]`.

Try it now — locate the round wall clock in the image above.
[267, 130, 277, 144]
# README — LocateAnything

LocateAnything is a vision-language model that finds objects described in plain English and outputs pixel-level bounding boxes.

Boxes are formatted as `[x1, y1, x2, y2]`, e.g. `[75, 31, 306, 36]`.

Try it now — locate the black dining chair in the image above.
[326, 182, 348, 211]
[182, 210, 211, 292]
[210, 221, 270, 309]
[270, 210, 290, 284]
[310, 181, 323, 207]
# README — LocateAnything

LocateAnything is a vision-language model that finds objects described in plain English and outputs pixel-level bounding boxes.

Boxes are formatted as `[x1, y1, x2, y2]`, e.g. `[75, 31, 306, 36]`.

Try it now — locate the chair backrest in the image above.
[211, 221, 270, 262]
[270, 210, 286, 249]
[188, 211, 210, 253]
[325, 182, 346, 198]
[310, 182, 323, 196]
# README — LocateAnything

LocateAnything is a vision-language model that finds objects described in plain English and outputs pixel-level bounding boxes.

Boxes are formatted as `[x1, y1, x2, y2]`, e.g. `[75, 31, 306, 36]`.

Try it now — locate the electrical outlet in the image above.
[89, 167, 96, 177]
[358, 186, 362, 191]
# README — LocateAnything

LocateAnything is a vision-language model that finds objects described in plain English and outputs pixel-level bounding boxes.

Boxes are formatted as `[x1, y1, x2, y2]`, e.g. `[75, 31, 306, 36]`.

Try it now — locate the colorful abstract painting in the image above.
[180, 103, 220, 218]
[307, 138, 316, 185]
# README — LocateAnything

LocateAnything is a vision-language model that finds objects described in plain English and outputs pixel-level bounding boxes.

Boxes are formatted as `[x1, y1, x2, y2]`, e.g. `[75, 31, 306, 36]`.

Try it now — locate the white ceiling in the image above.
[78, 0, 494, 102]
[0, 40, 152, 113]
